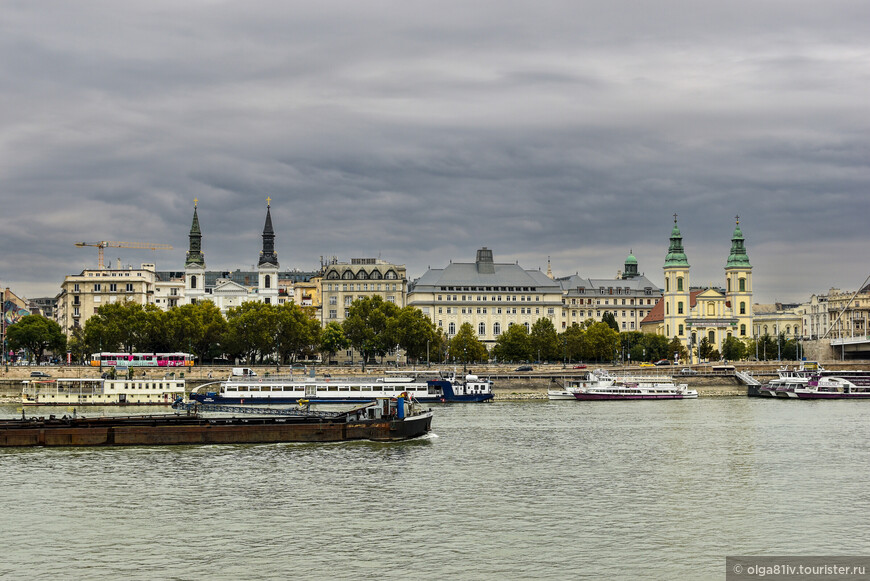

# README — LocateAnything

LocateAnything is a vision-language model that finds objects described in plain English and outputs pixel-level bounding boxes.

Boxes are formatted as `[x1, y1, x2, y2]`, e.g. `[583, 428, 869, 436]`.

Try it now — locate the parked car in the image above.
[573, 364, 587, 369]
[515, 365, 533, 372]
[654, 359, 671, 366]
[680, 368, 699, 375]
[639, 362, 655, 368]
[30, 371, 51, 378]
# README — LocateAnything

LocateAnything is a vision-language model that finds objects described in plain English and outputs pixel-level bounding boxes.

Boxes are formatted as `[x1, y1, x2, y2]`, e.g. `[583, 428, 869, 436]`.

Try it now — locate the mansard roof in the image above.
[412, 261, 561, 291]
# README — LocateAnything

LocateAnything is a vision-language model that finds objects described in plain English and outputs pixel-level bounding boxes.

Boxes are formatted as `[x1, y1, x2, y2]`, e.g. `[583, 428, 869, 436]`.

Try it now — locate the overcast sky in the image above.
[2, 1, 868, 305]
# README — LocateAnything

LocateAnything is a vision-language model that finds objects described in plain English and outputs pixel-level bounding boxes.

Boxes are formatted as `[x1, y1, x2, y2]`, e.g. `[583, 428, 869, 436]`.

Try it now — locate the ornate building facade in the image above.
[407, 248, 563, 348]
[557, 252, 661, 332]
[641, 217, 754, 362]
[320, 258, 407, 326]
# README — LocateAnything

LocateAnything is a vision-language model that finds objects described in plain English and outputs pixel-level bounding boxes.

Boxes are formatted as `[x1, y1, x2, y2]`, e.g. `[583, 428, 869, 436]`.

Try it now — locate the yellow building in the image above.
[407, 247, 563, 348]
[642, 216, 754, 362]
[320, 258, 407, 326]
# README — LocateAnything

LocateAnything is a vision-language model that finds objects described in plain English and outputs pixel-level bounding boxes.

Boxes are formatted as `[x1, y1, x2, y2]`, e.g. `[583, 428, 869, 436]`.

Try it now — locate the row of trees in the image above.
[4, 296, 810, 365]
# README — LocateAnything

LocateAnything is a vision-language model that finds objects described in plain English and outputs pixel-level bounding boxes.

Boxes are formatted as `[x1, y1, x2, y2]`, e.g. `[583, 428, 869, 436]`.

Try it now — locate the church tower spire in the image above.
[664, 214, 689, 268]
[662, 214, 690, 349]
[185, 198, 205, 268]
[258, 197, 279, 268]
[725, 215, 753, 341]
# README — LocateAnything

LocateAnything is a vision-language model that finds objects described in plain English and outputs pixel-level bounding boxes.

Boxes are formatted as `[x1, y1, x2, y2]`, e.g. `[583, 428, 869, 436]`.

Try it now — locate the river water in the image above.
[2, 398, 869, 580]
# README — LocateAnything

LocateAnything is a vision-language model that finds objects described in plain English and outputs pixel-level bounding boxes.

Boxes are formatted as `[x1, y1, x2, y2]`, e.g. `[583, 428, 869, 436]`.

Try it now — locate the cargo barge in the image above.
[0, 397, 433, 447]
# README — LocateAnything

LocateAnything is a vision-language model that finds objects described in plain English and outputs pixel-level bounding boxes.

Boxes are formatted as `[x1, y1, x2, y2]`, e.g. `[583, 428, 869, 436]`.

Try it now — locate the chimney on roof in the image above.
[476, 247, 495, 274]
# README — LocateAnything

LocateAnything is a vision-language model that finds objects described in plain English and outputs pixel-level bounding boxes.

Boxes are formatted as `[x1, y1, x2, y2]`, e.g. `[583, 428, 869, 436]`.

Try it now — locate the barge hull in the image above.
[0, 413, 433, 447]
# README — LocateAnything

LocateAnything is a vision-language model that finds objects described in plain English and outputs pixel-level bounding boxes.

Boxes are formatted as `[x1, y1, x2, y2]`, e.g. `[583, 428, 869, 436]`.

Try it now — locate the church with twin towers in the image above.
[182, 198, 282, 311]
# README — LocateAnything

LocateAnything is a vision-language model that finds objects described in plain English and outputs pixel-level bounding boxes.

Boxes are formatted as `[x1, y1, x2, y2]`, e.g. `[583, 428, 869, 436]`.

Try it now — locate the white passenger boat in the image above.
[548, 370, 616, 400]
[21, 377, 187, 406]
[572, 373, 697, 400]
[190, 370, 494, 404]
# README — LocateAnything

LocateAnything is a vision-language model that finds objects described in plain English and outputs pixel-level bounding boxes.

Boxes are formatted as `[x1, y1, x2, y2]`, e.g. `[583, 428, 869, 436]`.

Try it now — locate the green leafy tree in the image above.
[619, 331, 645, 364]
[721, 336, 746, 361]
[530, 317, 561, 362]
[640, 334, 670, 362]
[6, 315, 66, 361]
[698, 336, 714, 361]
[561, 323, 587, 362]
[491, 323, 532, 362]
[320, 322, 350, 363]
[447, 322, 488, 364]
[225, 301, 274, 364]
[601, 311, 619, 332]
[66, 326, 89, 363]
[667, 336, 688, 363]
[276, 303, 321, 363]
[780, 336, 797, 360]
[342, 295, 401, 369]
[389, 306, 439, 363]
[585, 322, 620, 362]
[753, 333, 777, 361]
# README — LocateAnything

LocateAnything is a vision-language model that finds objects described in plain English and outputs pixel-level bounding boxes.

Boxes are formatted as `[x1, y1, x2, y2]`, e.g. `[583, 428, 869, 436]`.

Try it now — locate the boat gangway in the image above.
[735, 370, 761, 386]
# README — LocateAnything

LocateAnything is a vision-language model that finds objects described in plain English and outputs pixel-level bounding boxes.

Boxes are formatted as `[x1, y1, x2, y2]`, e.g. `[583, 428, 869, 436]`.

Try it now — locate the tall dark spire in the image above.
[258, 198, 279, 268]
[185, 199, 205, 267]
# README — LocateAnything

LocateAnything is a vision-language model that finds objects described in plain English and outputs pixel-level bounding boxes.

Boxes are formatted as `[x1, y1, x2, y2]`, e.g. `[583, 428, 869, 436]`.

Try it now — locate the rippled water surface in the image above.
[2, 399, 870, 580]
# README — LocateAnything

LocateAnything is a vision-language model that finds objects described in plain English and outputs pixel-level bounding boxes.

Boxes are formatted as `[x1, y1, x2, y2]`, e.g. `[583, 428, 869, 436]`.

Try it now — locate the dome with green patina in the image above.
[664, 218, 689, 268]
[726, 218, 752, 269]
[622, 249, 639, 279]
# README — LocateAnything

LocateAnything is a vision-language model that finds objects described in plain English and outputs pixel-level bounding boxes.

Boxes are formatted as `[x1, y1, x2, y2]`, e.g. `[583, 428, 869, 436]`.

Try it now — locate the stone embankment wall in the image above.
[2, 360, 867, 400]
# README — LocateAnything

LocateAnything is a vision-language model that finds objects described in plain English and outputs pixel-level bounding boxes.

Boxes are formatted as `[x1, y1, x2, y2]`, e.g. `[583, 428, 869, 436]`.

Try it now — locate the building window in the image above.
[494, 322, 501, 336]
[679, 324, 683, 335]
[109, 283, 117, 292]
[740, 324, 746, 336]
[740, 302, 746, 315]
[739, 278, 746, 292]
[678, 302, 683, 315]
[677, 277, 683, 292]
[190, 276, 197, 289]
[478, 322, 486, 336]
[665, 278, 669, 292]
[523, 322, 530, 332]
[264, 298, 271, 305]
[264, 275, 271, 289]
[448, 322, 456, 335]
[94, 283, 101, 292]
[387, 295, 395, 303]
[74, 283, 80, 292]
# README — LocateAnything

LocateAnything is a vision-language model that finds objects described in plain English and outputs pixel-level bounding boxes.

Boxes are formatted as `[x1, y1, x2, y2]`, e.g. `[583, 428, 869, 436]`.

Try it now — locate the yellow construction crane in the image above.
[74, 241, 173, 269]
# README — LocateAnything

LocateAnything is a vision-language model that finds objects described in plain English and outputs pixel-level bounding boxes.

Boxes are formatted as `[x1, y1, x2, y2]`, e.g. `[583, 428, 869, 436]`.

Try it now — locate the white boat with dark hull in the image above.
[751, 363, 870, 399]
[189, 370, 494, 405]
[572, 373, 697, 400]
[21, 377, 187, 406]
[548, 370, 616, 400]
